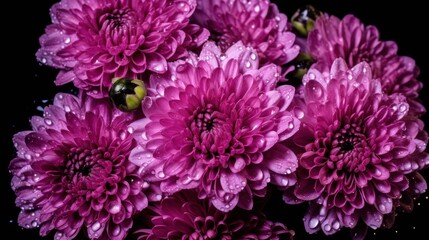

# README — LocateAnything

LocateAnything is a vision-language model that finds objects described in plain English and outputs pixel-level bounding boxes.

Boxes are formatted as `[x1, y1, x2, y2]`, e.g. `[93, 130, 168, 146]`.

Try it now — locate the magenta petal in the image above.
[294, 179, 321, 201]
[264, 144, 297, 175]
[362, 209, 383, 229]
[220, 171, 246, 194]
[146, 53, 168, 73]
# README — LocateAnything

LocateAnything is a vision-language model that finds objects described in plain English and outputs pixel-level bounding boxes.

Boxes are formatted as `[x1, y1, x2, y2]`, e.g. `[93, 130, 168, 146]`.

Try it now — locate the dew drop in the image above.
[142, 181, 150, 189]
[288, 122, 294, 129]
[308, 73, 316, 80]
[281, 178, 289, 186]
[24, 154, 32, 160]
[31, 220, 38, 227]
[157, 171, 165, 178]
[250, 53, 257, 60]
[220, 54, 227, 61]
[155, 194, 162, 201]
[119, 131, 127, 140]
[333, 221, 340, 230]
[402, 162, 411, 170]
[44, 118, 53, 126]
[295, 109, 304, 119]
[141, 130, 148, 140]
[379, 204, 386, 212]
[245, 61, 251, 68]
[127, 126, 134, 134]
[399, 104, 408, 113]
[64, 37, 71, 44]
[41, 58, 47, 64]
[64, 105, 71, 112]
[309, 218, 319, 229]
[324, 224, 332, 232]
[254, 5, 261, 12]
[91, 222, 101, 231]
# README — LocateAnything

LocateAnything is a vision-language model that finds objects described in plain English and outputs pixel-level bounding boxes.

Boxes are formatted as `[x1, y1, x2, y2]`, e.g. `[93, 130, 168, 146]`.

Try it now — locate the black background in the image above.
[2, 0, 428, 239]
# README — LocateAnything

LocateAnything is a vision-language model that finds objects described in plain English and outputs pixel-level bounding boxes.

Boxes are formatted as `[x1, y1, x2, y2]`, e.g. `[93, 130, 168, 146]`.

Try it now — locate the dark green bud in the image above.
[286, 53, 315, 83]
[109, 78, 147, 112]
[291, 5, 322, 37]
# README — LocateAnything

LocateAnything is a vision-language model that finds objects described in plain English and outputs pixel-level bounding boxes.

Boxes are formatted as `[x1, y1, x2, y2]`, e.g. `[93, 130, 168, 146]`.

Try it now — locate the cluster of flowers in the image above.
[10, 0, 428, 239]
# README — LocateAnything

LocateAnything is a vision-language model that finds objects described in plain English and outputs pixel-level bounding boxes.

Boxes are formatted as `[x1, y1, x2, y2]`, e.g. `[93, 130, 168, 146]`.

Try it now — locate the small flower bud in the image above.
[109, 78, 147, 112]
[291, 5, 322, 37]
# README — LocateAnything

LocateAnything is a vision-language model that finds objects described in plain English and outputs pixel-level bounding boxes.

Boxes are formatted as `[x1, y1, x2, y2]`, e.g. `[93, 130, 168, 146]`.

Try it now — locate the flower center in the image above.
[190, 104, 233, 165]
[194, 105, 217, 131]
[99, 8, 137, 45]
[64, 146, 108, 179]
[328, 123, 371, 173]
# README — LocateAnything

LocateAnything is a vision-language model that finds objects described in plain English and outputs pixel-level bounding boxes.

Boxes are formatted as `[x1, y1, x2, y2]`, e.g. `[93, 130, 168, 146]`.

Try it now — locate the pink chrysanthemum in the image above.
[192, 0, 299, 66]
[307, 14, 425, 116]
[36, 0, 209, 99]
[129, 41, 299, 212]
[9, 93, 160, 240]
[282, 59, 429, 239]
[133, 190, 295, 240]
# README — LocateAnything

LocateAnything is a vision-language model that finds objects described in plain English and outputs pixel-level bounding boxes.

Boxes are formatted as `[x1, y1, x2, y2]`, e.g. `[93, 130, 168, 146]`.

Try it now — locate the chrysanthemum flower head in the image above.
[129, 41, 300, 212]
[282, 58, 429, 239]
[36, 0, 209, 98]
[192, 0, 299, 67]
[9, 93, 160, 240]
[307, 14, 425, 116]
[134, 190, 295, 240]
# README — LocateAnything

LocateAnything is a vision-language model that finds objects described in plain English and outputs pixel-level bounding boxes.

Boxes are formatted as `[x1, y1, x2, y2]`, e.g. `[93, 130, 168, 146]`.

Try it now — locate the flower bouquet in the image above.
[7, 0, 429, 239]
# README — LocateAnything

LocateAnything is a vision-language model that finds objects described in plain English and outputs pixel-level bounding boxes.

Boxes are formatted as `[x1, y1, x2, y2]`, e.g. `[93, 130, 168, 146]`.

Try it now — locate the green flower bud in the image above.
[109, 78, 147, 112]
[286, 53, 315, 83]
[291, 5, 322, 37]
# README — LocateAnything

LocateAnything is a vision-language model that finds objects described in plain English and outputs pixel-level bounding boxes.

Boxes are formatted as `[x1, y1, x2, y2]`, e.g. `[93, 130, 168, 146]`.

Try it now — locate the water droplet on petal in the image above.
[309, 218, 319, 228]
[295, 109, 304, 119]
[41, 58, 47, 64]
[282, 178, 289, 186]
[308, 73, 316, 80]
[91, 222, 101, 231]
[220, 54, 227, 61]
[155, 194, 162, 201]
[333, 221, 340, 230]
[24, 154, 32, 160]
[127, 126, 134, 134]
[399, 104, 408, 113]
[254, 5, 260, 12]
[250, 53, 257, 60]
[44, 118, 53, 126]
[245, 61, 251, 68]
[157, 171, 165, 178]
[64, 37, 71, 44]
[324, 224, 332, 232]
[31, 220, 38, 227]
[288, 122, 294, 129]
